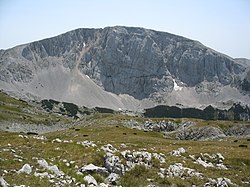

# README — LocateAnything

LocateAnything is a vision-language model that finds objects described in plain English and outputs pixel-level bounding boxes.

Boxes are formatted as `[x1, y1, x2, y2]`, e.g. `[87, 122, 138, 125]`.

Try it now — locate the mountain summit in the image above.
[0, 26, 249, 110]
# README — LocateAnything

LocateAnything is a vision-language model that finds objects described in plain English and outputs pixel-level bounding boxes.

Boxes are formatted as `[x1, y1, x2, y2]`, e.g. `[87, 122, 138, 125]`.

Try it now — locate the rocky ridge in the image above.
[122, 119, 250, 140]
[0, 26, 250, 110]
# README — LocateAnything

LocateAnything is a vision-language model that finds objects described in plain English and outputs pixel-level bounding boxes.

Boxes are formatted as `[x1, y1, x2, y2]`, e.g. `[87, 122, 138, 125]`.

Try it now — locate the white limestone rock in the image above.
[106, 173, 120, 183]
[172, 147, 186, 157]
[37, 159, 49, 168]
[83, 174, 98, 186]
[166, 163, 202, 178]
[79, 163, 108, 176]
[101, 144, 117, 153]
[17, 164, 32, 174]
[0, 177, 9, 187]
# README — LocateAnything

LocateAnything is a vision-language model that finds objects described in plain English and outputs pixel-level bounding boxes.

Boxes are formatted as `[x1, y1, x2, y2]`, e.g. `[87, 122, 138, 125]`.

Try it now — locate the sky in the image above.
[0, 0, 249, 59]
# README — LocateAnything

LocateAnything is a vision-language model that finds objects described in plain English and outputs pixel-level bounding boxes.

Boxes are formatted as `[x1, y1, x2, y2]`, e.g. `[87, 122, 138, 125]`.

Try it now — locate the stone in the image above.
[167, 163, 184, 177]
[79, 163, 108, 176]
[216, 163, 228, 170]
[83, 174, 98, 186]
[32, 135, 47, 140]
[52, 138, 62, 143]
[216, 153, 225, 160]
[105, 152, 125, 175]
[47, 165, 64, 176]
[34, 172, 48, 178]
[37, 159, 64, 176]
[101, 144, 117, 153]
[195, 157, 214, 168]
[152, 153, 166, 163]
[166, 163, 202, 178]
[99, 183, 109, 187]
[77, 140, 97, 147]
[192, 153, 227, 170]
[17, 164, 32, 174]
[172, 147, 186, 157]
[204, 177, 234, 187]
[0, 177, 9, 187]
[106, 173, 120, 183]
[37, 159, 49, 168]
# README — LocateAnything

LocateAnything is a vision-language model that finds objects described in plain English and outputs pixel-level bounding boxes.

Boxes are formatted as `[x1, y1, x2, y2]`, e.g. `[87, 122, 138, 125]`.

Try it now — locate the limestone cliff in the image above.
[0, 26, 249, 110]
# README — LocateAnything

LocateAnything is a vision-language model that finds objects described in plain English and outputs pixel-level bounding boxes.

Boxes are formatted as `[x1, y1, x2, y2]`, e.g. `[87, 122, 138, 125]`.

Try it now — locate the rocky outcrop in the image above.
[0, 26, 249, 110]
[165, 163, 202, 178]
[122, 118, 250, 139]
[17, 164, 32, 175]
[204, 177, 235, 187]
[176, 126, 226, 140]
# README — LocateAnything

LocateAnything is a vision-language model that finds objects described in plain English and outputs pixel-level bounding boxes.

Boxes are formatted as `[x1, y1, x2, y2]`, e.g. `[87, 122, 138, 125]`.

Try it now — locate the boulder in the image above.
[37, 159, 49, 168]
[172, 147, 186, 157]
[17, 164, 32, 174]
[106, 173, 120, 183]
[104, 153, 125, 175]
[0, 177, 9, 187]
[83, 174, 98, 186]
[79, 164, 108, 176]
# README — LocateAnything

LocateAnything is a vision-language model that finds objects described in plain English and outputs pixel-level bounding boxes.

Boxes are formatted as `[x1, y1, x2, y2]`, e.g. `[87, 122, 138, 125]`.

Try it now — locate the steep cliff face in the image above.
[0, 26, 249, 110]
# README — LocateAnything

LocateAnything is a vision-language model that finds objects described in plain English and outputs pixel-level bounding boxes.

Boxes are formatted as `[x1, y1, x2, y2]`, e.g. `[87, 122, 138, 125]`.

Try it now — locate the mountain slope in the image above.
[0, 26, 249, 110]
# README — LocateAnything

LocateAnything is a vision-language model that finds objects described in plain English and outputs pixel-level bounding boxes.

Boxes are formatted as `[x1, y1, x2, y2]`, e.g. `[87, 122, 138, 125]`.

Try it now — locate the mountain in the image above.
[0, 26, 249, 111]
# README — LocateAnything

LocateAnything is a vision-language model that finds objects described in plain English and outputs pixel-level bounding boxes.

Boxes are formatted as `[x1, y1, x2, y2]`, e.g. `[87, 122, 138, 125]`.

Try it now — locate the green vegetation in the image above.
[0, 122, 250, 186]
[0, 91, 71, 125]
[144, 104, 250, 121]
[1, 91, 250, 186]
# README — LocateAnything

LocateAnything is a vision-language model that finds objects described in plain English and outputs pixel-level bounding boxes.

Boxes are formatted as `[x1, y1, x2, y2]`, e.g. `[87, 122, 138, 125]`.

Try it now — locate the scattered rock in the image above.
[172, 147, 186, 157]
[166, 163, 202, 178]
[152, 153, 166, 163]
[192, 153, 227, 170]
[101, 144, 117, 153]
[34, 172, 49, 178]
[32, 135, 47, 140]
[77, 140, 97, 147]
[204, 177, 234, 187]
[195, 157, 214, 168]
[37, 159, 64, 176]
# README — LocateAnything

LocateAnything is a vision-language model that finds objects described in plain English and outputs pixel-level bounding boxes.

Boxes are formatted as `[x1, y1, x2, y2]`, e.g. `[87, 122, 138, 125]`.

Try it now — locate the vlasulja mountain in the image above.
[0, 26, 249, 111]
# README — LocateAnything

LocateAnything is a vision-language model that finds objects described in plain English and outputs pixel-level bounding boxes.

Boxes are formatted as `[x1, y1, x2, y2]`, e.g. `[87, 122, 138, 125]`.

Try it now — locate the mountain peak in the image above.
[0, 26, 249, 110]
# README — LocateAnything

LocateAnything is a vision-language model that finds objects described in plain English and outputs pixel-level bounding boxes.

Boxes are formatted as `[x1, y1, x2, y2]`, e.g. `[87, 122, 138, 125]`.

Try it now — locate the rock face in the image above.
[0, 26, 249, 110]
